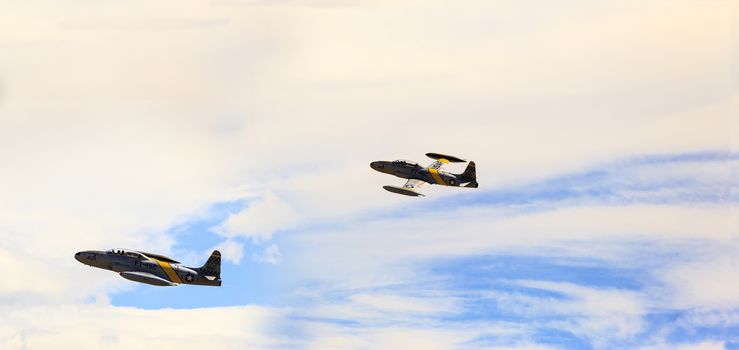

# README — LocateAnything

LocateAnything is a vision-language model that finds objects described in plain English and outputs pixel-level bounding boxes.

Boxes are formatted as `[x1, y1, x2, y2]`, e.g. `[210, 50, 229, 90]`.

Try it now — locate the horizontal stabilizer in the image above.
[383, 185, 425, 197]
[426, 153, 466, 163]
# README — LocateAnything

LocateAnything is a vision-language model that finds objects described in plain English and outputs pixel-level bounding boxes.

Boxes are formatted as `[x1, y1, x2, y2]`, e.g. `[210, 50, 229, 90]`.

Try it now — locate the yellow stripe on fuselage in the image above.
[428, 168, 446, 185]
[153, 258, 183, 284]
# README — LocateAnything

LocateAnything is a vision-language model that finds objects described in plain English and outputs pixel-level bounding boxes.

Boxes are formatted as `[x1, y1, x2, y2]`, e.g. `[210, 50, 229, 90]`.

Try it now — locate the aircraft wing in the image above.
[426, 159, 450, 186]
[427, 159, 448, 170]
[426, 153, 465, 170]
[402, 178, 426, 190]
[119, 271, 176, 286]
[382, 179, 426, 197]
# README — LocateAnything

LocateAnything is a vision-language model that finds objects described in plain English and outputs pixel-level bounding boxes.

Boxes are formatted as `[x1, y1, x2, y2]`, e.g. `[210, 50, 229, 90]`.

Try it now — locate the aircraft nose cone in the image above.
[74, 251, 95, 264]
[370, 161, 384, 171]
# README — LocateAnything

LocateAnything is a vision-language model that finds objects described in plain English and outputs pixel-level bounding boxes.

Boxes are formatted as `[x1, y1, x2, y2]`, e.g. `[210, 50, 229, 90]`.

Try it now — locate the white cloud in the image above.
[674, 309, 739, 330]
[0, 0, 732, 248]
[294, 292, 460, 323]
[297, 323, 488, 350]
[658, 250, 739, 309]
[213, 239, 245, 264]
[638, 341, 727, 350]
[509, 281, 647, 348]
[252, 244, 283, 264]
[349, 293, 458, 315]
[0, 304, 288, 350]
[672, 342, 727, 350]
[283, 204, 736, 287]
[278, 202, 737, 347]
[285, 290, 550, 349]
[216, 192, 300, 241]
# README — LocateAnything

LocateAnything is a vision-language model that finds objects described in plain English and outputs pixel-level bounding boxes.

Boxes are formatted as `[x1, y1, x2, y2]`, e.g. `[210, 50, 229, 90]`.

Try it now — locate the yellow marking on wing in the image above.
[430, 159, 449, 170]
[428, 168, 446, 185]
[152, 258, 183, 284]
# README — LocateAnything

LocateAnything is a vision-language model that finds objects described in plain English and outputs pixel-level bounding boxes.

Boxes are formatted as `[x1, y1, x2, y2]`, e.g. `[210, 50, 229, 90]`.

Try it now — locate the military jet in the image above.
[75, 248, 221, 287]
[370, 152, 478, 196]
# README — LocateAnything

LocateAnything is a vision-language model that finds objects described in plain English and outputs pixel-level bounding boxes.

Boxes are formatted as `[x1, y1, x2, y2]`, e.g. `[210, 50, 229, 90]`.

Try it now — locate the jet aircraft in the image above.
[370, 152, 478, 196]
[75, 248, 221, 286]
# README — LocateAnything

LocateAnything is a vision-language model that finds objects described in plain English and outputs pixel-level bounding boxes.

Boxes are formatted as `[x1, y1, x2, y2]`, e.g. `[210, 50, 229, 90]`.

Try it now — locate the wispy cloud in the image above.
[0, 304, 289, 350]
[58, 18, 230, 31]
[266, 153, 737, 349]
[253, 244, 283, 264]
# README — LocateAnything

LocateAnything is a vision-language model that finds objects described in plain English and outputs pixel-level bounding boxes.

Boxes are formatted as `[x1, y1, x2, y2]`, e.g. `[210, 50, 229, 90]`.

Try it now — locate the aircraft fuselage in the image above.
[370, 160, 466, 187]
[75, 249, 221, 286]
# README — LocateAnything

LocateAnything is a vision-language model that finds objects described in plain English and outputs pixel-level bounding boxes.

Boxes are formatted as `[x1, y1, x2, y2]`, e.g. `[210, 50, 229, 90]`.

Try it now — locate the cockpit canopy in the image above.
[392, 160, 419, 167]
[106, 249, 145, 260]
[106, 249, 181, 264]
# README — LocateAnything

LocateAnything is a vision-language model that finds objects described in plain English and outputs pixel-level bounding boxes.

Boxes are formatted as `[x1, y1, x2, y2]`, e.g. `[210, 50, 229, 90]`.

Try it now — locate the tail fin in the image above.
[200, 250, 221, 277]
[461, 161, 478, 188]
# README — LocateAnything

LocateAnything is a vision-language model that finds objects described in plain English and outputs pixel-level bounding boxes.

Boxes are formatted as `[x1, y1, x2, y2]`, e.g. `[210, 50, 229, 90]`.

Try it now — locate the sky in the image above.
[0, 0, 737, 349]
